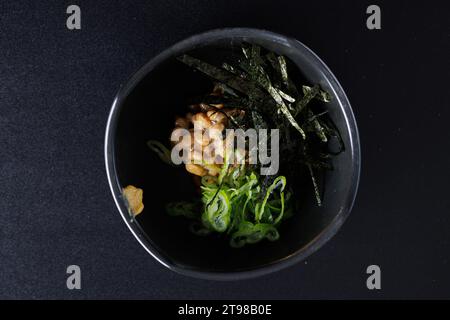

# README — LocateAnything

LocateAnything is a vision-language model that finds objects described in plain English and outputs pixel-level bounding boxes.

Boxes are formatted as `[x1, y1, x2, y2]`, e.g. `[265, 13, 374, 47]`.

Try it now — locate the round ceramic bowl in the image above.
[105, 28, 360, 280]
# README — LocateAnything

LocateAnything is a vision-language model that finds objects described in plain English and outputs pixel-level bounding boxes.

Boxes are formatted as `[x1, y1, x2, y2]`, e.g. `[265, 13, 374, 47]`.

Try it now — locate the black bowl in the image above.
[105, 28, 360, 280]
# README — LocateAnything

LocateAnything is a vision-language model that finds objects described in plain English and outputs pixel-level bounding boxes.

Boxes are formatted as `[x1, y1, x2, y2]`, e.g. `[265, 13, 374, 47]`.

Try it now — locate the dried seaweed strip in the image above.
[307, 110, 328, 142]
[275, 88, 296, 103]
[307, 163, 322, 207]
[238, 55, 306, 139]
[177, 55, 265, 99]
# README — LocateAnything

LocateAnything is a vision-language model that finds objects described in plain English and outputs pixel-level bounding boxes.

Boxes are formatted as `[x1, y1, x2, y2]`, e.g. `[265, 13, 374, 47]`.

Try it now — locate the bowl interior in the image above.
[111, 33, 358, 274]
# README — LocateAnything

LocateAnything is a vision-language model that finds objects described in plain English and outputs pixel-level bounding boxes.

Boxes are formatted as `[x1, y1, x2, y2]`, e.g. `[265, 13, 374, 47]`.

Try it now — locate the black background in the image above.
[0, 0, 449, 299]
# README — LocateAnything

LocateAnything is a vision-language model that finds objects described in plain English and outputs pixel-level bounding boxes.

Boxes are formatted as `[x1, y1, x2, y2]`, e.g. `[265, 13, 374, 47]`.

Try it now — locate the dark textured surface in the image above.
[0, 0, 449, 299]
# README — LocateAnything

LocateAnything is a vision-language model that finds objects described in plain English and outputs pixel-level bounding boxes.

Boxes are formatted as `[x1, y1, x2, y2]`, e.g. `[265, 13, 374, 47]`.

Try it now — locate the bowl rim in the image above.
[104, 27, 361, 281]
